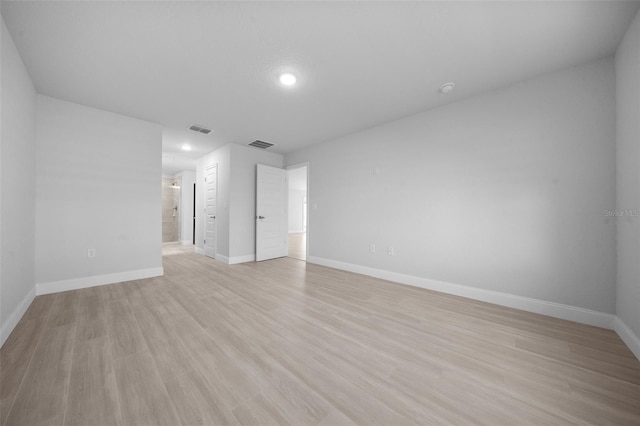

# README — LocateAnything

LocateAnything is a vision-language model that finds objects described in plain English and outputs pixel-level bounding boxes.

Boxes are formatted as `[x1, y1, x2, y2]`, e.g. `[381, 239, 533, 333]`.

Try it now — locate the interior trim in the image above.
[0, 286, 36, 348]
[36, 267, 164, 296]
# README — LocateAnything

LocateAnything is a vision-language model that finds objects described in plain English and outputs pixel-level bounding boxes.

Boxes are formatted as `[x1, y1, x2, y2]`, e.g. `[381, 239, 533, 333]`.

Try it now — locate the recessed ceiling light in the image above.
[181, 144, 192, 151]
[440, 82, 455, 93]
[279, 73, 297, 86]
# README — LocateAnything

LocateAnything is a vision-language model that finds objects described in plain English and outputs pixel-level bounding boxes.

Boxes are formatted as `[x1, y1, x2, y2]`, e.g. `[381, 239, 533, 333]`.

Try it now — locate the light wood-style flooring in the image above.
[288, 232, 306, 261]
[162, 242, 196, 256]
[1, 251, 639, 425]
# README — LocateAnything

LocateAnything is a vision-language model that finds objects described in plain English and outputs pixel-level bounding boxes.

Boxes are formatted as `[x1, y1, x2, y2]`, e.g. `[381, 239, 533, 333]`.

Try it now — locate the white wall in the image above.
[0, 16, 37, 346]
[35, 95, 163, 293]
[286, 58, 616, 315]
[175, 170, 196, 245]
[229, 144, 283, 259]
[615, 10, 640, 355]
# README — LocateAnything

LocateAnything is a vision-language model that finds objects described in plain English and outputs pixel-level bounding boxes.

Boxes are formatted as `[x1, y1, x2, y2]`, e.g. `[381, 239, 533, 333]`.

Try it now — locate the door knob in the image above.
[210, 215, 215, 219]
[258, 216, 265, 219]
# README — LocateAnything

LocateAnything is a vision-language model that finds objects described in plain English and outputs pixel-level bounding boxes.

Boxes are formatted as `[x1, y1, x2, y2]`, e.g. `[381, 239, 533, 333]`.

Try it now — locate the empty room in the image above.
[1, 1, 639, 425]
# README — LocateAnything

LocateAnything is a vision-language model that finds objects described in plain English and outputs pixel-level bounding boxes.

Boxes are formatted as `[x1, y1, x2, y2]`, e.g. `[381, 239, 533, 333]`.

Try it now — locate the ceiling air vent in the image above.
[249, 140, 274, 149]
[188, 124, 213, 135]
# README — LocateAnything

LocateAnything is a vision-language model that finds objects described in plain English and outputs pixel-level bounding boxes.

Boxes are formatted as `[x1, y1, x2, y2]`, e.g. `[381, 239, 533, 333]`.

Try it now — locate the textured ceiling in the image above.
[2, 1, 638, 165]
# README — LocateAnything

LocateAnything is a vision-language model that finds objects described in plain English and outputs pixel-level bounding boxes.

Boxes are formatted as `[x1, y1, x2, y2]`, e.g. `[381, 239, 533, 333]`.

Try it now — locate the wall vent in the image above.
[249, 140, 274, 149]
[188, 124, 213, 135]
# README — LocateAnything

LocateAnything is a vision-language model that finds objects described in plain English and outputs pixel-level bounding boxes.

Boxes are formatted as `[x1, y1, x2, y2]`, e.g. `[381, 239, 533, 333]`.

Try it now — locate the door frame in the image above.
[286, 162, 310, 261]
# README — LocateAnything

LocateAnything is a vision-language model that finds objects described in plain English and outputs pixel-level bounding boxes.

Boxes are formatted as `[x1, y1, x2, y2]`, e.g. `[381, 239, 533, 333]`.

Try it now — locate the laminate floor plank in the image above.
[190, 304, 343, 423]
[133, 304, 195, 383]
[256, 372, 332, 426]
[64, 336, 121, 426]
[74, 291, 108, 342]
[516, 336, 640, 385]
[46, 291, 78, 329]
[168, 315, 264, 412]
[3, 322, 75, 426]
[163, 369, 240, 426]
[2, 252, 639, 426]
[231, 396, 277, 426]
[316, 409, 358, 426]
[260, 342, 417, 426]
[105, 298, 147, 360]
[21, 294, 55, 321]
[0, 317, 46, 426]
[112, 351, 180, 426]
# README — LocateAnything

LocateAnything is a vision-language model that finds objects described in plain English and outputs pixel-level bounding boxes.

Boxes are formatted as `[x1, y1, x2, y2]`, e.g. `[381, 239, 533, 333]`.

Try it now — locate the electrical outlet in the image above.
[87, 249, 96, 258]
[369, 244, 376, 253]
[387, 246, 394, 256]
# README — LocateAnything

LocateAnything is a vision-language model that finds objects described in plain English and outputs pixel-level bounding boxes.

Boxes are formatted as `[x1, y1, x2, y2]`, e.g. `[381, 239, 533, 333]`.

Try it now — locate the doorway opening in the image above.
[287, 164, 308, 261]
[162, 177, 181, 243]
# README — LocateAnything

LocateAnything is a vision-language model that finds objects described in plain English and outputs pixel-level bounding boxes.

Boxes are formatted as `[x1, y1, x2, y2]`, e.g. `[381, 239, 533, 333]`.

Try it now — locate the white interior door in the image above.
[256, 164, 288, 261]
[204, 164, 217, 258]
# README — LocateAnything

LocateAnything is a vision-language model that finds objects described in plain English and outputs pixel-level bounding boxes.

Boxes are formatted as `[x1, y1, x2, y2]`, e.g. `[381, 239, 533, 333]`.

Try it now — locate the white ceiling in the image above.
[161, 152, 196, 177]
[161, 127, 224, 174]
[2, 1, 638, 166]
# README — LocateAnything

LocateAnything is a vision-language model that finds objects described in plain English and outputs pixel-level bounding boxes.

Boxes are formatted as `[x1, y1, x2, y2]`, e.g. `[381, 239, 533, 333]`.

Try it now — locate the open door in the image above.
[256, 164, 288, 261]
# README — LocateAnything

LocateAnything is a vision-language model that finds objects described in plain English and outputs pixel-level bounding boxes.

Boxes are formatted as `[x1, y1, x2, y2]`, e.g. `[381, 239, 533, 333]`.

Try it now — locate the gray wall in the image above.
[0, 16, 37, 345]
[615, 10, 640, 339]
[287, 57, 616, 314]
[35, 95, 162, 285]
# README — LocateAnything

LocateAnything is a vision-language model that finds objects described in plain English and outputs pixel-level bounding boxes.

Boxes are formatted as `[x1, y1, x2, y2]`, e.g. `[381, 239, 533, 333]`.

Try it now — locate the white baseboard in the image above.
[195, 247, 205, 255]
[180, 240, 192, 246]
[614, 316, 640, 360]
[36, 267, 164, 296]
[1, 286, 36, 348]
[307, 256, 615, 330]
[215, 253, 255, 265]
[229, 254, 256, 264]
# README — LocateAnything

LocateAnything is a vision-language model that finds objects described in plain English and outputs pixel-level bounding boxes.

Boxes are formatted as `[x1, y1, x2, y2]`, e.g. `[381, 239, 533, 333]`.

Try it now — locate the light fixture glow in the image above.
[440, 82, 455, 93]
[279, 73, 297, 86]
[181, 144, 192, 151]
